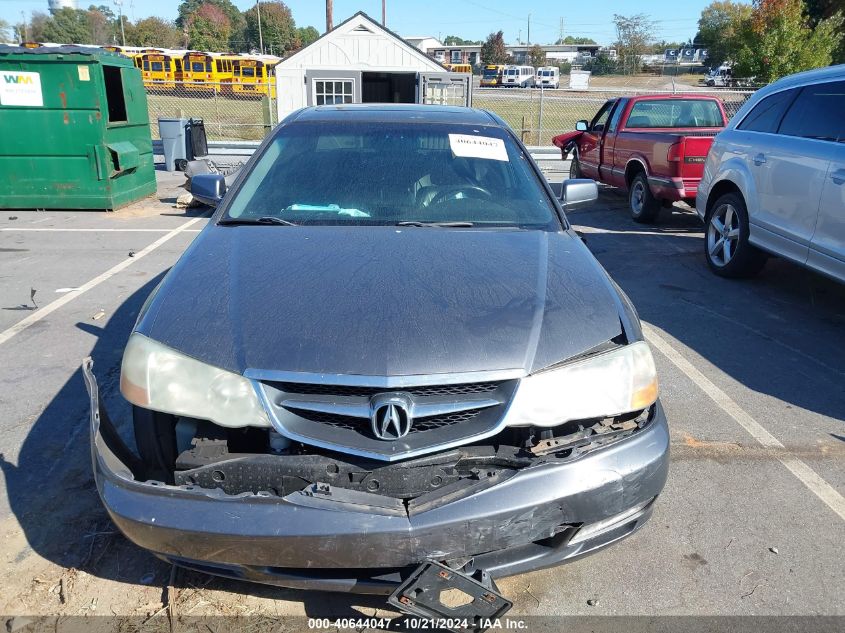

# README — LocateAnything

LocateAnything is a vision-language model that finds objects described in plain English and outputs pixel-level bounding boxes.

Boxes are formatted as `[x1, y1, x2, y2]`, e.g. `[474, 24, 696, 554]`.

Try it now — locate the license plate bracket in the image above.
[387, 561, 512, 633]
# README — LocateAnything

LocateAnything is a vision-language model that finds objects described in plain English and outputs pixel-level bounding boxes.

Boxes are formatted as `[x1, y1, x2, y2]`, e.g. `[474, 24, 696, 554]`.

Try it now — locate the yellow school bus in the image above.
[480, 64, 505, 86]
[445, 63, 473, 74]
[140, 51, 183, 89]
[101, 45, 144, 71]
[181, 52, 221, 91]
[231, 57, 278, 98]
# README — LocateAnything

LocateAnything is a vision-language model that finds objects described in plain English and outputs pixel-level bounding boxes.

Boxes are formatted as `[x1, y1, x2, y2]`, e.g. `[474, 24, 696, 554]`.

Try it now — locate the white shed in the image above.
[275, 12, 471, 119]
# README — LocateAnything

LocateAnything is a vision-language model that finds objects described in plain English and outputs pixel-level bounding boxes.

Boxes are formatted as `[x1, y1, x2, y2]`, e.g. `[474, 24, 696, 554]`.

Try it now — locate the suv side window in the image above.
[737, 89, 797, 133]
[777, 81, 845, 142]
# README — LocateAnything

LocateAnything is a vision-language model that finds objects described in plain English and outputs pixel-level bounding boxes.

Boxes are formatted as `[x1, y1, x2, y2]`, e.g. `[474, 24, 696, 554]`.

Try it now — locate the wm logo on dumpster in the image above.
[3, 74, 34, 84]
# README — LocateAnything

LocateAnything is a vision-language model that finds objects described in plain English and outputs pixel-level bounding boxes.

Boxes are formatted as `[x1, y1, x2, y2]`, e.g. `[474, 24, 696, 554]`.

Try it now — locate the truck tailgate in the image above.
[679, 135, 716, 184]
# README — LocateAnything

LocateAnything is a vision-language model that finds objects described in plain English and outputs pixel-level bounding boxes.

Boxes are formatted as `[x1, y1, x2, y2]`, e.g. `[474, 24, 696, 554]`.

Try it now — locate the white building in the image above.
[275, 13, 471, 120]
[404, 36, 444, 53]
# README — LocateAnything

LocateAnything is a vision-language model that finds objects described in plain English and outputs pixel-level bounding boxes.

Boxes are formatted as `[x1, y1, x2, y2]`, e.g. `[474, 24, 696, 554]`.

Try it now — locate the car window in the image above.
[607, 99, 627, 134]
[737, 89, 797, 133]
[224, 121, 559, 229]
[777, 81, 845, 142]
[590, 101, 615, 131]
[625, 99, 723, 128]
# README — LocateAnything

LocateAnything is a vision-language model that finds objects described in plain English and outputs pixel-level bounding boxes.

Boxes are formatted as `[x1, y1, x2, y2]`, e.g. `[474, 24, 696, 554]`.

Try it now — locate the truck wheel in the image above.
[629, 172, 660, 224]
[569, 155, 581, 179]
[133, 406, 178, 483]
[704, 192, 767, 278]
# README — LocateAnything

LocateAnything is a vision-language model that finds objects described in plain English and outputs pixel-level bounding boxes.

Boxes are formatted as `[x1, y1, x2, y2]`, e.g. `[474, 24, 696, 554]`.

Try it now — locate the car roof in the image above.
[764, 62, 845, 92]
[289, 104, 502, 127]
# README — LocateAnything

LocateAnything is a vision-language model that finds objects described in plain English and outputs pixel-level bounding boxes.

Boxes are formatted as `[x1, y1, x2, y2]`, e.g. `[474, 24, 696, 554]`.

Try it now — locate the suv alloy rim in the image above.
[707, 203, 741, 266]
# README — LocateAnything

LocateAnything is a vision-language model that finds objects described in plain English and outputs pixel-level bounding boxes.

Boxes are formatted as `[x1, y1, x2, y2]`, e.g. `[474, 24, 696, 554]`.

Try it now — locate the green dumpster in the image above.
[0, 46, 156, 211]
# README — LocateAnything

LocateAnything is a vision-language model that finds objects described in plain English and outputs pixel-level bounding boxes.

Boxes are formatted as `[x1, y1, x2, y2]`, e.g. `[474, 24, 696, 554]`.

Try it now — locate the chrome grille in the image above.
[257, 375, 520, 461]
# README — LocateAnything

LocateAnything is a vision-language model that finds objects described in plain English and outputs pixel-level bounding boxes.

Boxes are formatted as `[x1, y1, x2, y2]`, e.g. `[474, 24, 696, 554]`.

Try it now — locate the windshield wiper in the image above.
[218, 216, 298, 226]
[396, 221, 475, 228]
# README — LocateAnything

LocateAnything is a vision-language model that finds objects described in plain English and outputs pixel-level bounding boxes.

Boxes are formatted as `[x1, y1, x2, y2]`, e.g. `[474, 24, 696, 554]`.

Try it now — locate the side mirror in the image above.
[560, 178, 598, 207]
[190, 173, 227, 207]
[575, 120, 589, 132]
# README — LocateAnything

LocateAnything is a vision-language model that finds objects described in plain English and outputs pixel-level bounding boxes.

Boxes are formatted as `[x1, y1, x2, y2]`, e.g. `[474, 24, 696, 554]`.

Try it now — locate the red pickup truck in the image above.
[553, 95, 728, 223]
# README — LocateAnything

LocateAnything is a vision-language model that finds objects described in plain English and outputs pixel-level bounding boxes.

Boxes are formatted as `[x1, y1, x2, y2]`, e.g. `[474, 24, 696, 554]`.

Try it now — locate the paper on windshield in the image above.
[448, 134, 509, 162]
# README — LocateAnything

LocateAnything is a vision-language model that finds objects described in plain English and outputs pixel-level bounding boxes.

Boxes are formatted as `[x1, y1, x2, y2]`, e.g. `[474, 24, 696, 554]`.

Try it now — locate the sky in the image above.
[1, 0, 729, 46]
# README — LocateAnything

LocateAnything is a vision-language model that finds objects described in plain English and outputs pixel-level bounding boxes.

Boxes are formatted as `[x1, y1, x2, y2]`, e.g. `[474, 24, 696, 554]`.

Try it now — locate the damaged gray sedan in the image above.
[84, 105, 668, 611]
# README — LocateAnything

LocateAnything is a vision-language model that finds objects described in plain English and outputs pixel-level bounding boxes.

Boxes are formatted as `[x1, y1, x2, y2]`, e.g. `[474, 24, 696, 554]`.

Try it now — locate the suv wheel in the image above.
[629, 172, 660, 223]
[704, 192, 767, 278]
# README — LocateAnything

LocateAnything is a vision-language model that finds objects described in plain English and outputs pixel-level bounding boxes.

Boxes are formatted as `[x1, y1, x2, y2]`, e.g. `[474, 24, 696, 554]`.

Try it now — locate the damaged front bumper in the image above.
[83, 359, 670, 594]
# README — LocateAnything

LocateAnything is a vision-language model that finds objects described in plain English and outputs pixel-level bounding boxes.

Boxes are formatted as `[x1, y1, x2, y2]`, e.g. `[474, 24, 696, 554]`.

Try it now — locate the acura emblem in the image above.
[370, 395, 412, 440]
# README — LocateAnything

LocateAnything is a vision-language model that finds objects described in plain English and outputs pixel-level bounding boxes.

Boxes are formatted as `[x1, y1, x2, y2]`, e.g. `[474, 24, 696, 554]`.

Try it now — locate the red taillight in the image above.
[667, 142, 683, 162]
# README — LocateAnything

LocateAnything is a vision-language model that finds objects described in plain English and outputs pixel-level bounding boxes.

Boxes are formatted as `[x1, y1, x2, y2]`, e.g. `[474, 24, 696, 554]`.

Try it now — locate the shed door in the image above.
[305, 71, 361, 106]
[417, 73, 472, 107]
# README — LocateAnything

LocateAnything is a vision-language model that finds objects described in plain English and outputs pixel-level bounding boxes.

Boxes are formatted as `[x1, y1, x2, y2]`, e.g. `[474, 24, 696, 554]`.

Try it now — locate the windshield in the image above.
[223, 121, 558, 229]
[625, 99, 724, 128]
[483, 67, 500, 77]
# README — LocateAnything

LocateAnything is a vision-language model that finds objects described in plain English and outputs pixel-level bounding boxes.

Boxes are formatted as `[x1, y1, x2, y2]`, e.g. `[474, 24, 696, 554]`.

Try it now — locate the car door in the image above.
[578, 99, 616, 180]
[805, 81, 845, 281]
[735, 86, 829, 264]
[599, 98, 627, 186]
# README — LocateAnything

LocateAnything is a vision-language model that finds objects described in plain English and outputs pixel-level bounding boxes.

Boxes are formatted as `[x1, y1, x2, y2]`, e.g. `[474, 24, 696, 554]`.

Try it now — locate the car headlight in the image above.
[120, 333, 271, 428]
[506, 341, 658, 427]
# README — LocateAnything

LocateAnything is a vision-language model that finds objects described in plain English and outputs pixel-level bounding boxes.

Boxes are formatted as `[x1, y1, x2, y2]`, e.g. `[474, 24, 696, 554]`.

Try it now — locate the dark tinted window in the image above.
[778, 81, 845, 142]
[738, 89, 796, 133]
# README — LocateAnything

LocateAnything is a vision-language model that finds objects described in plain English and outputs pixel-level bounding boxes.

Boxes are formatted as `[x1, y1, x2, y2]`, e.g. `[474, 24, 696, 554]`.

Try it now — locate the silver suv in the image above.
[696, 65, 845, 281]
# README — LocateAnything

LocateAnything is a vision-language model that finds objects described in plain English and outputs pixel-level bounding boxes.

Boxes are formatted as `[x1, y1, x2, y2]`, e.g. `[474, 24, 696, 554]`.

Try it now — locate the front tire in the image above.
[704, 192, 767, 278]
[569, 153, 582, 179]
[629, 172, 660, 223]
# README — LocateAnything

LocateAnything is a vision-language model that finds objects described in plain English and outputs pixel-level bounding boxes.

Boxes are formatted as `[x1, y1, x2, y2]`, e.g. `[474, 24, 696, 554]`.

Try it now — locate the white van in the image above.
[502, 65, 535, 87]
[535, 66, 560, 88]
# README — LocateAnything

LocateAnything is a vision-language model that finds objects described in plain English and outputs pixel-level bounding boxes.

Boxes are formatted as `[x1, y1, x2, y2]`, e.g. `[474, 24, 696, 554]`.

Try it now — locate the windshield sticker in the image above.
[0, 71, 43, 107]
[449, 134, 509, 162]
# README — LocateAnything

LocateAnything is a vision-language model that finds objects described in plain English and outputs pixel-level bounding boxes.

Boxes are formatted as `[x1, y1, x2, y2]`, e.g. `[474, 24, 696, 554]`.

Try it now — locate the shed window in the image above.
[102, 65, 127, 123]
[314, 80, 353, 105]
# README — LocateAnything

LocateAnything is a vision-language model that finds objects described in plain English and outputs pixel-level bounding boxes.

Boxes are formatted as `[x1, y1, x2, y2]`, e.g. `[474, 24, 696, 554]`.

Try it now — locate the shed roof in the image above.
[277, 12, 447, 72]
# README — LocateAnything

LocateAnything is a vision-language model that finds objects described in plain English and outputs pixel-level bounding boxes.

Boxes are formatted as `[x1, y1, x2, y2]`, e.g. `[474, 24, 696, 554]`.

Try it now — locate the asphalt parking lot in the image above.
[0, 166, 843, 627]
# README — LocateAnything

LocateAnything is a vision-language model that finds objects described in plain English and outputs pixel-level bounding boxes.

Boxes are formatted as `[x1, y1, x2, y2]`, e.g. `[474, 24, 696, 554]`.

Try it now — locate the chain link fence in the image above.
[145, 81, 277, 142]
[142, 81, 756, 147]
[473, 86, 757, 146]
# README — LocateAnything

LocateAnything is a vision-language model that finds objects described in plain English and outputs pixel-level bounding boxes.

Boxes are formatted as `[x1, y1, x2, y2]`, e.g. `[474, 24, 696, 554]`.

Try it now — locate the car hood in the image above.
[136, 225, 625, 377]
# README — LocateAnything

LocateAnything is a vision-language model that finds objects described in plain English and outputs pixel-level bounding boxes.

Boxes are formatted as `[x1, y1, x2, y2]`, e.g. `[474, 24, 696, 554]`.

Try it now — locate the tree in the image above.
[186, 3, 232, 51]
[85, 7, 112, 44]
[612, 13, 655, 74]
[41, 8, 92, 44]
[556, 35, 596, 45]
[695, 1, 753, 65]
[244, 1, 297, 54]
[480, 31, 509, 65]
[178, 0, 243, 49]
[132, 17, 182, 48]
[526, 44, 546, 68]
[804, 0, 845, 61]
[733, 0, 843, 82]
[444, 35, 481, 45]
[0, 19, 13, 44]
[296, 25, 319, 47]
[585, 52, 619, 75]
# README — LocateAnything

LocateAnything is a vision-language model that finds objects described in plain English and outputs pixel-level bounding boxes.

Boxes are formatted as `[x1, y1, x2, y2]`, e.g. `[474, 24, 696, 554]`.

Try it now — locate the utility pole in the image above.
[21, 11, 29, 42]
[256, 0, 264, 55]
[326, 0, 333, 33]
[382, 0, 386, 27]
[527, 13, 530, 45]
[114, 0, 126, 46]
[559, 17, 564, 43]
